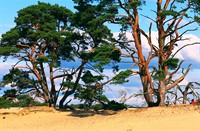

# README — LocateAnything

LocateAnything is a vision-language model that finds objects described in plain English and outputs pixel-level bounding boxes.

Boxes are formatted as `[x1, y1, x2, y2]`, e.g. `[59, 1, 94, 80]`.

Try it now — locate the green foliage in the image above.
[70, 104, 85, 109]
[127, 0, 145, 8]
[3, 89, 17, 98]
[72, 0, 115, 46]
[175, 0, 187, 3]
[75, 69, 109, 110]
[111, 70, 132, 84]
[103, 100, 128, 111]
[16, 95, 36, 107]
[160, 10, 179, 17]
[0, 94, 47, 108]
[69, 101, 127, 111]
[35, 53, 61, 68]
[1, 68, 35, 90]
[152, 70, 165, 80]
[1, 1, 74, 60]
[81, 71, 103, 84]
[61, 80, 82, 92]
[0, 97, 17, 108]
[163, 58, 179, 70]
[0, 46, 20, 56]
[110, 49, 121, 62]
[91, 44, 121, 68]
[191, 0, 200, 15]
[1, 28, 20, 45]
[2, 68, 21, 85]
[194, 16, 200, 24]
[36, 56, 49, 63]
[74, 85, 108, 110]
[0, 2, 75, 106]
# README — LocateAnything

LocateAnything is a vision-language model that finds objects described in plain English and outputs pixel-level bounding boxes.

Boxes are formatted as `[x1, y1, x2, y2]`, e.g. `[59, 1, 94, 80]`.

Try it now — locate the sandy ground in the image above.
[1, 105, 200, 131]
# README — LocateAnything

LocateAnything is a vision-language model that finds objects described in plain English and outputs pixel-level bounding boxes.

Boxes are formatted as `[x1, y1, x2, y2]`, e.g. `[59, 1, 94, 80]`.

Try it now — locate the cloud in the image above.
[113, 31, 200, 64]
[0, 59, 18, 79]
[1, 32, 199, 106]
[176, 34, 200, 62]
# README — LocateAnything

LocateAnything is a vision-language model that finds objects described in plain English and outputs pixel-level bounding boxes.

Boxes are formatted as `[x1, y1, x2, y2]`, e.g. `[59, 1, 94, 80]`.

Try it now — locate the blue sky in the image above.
[0, 0, 200, 106]
[0, 0, 76, 35]
[1, 0, 200, 35]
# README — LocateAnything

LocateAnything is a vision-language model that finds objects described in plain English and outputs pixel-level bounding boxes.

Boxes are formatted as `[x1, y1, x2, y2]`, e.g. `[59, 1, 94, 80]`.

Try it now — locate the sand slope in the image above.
[1, 105, 200, 131]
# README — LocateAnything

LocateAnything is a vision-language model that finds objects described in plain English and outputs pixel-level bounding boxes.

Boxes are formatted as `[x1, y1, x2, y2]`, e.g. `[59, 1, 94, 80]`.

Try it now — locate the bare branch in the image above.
[165, 60, 184, 82]
[163, 0, 170, 11]
[172, 42, 200, 58]
[16, 43, 30, 48]
[51, 60, 87, 80]
[141, 14, 156, 23]
[179, 28, 198, 38]
[166, 64, 191, 90]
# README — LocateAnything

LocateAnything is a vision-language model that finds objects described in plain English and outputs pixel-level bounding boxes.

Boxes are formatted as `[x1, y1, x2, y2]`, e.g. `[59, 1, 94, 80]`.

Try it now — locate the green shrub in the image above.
[70, 104, 85, 109]
[0, 94, 47, 108]
[103, 100, 128, 111]
[0, 97, 18, 108]
[92, 104, 104, 111]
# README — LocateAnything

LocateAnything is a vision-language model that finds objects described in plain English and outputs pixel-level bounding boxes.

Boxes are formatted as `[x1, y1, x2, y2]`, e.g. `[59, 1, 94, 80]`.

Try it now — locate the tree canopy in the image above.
[0, 0, 200, 109]
[71, 0, 200, 106]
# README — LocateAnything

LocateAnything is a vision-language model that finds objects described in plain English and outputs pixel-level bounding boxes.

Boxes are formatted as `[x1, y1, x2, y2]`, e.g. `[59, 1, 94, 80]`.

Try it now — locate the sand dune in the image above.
[1, 105, 200, 131]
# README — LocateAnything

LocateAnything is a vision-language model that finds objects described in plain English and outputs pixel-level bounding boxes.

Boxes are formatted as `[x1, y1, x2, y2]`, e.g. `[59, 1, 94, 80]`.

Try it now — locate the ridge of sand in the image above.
[1, 105, 200, 131]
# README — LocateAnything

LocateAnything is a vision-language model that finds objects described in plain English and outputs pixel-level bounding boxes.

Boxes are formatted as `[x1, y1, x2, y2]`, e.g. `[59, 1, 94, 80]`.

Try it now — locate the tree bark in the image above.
[59, 65, 84, 109]
[140, 74, 156, 107]
[50, 66, 57, 107]
[158, 81, 166, 106]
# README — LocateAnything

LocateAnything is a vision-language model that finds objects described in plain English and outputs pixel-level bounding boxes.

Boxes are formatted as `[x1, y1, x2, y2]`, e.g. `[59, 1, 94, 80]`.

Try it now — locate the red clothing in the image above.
[190, 101, 196, 105]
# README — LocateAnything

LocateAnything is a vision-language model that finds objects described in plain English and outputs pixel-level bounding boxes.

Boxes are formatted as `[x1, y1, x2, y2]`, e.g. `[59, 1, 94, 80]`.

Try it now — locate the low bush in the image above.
[0, 97, 18, 108]
[69, 101, 128, 111]
[103, 100, 128, 111]
[0, 95, 47, 108]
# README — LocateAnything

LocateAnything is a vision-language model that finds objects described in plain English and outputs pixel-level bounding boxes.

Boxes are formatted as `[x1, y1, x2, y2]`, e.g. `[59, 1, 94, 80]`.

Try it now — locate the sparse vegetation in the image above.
[0, 94, 47, 108]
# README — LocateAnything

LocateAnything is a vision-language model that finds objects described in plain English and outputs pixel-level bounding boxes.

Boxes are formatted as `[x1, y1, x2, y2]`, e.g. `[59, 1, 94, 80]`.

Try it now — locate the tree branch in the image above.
[165, 60, 184, 82]
[172, 42, 200, 58]
[166, 64, 191, 90]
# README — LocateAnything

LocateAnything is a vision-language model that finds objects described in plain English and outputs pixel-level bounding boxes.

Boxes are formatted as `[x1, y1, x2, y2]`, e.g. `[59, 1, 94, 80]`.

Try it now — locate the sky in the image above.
[0, 0, 200, 106]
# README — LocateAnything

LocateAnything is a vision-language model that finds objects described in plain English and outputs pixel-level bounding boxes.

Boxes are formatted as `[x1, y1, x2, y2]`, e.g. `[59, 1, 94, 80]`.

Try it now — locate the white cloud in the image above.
[0, 60, 17, 77]
[1, 32, 200, 106]
[176, 34, 200, 62]
[113, 31, 200, 63]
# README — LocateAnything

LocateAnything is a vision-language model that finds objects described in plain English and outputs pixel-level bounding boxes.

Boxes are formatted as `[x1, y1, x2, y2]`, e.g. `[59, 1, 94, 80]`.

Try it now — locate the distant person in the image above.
[190, 99, 196, 105]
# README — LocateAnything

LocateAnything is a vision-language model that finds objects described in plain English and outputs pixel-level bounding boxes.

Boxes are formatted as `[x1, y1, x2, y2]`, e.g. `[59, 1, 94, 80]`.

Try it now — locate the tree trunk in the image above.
[143, 87, 155, 107]
[59, 91, 73, 109]
[49, 65, 58, 107]
[140, 75, 156, 107]
[183, 85, 190, 104]
[41, 83, 51, 106]
[140, 74, 168, 107]
[59, 66, 84, 109]
[158, 81, 166, 106]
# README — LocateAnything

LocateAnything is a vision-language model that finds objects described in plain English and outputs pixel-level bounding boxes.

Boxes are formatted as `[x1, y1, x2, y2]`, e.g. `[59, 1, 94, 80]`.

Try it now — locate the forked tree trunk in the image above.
[59, 91, 73, 109]
[59, 66, 84, 109]
[140, 75, 167, 107]
[140, 75, 155, 107]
